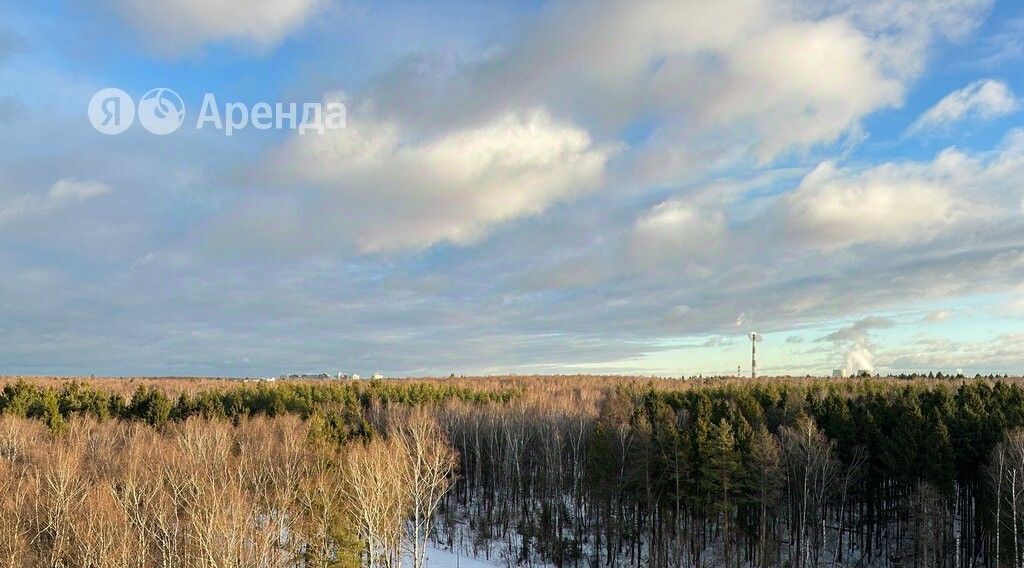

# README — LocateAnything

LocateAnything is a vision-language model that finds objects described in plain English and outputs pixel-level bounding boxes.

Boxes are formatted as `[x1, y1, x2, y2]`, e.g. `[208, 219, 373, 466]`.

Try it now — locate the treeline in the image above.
[0, 379, 519, 431]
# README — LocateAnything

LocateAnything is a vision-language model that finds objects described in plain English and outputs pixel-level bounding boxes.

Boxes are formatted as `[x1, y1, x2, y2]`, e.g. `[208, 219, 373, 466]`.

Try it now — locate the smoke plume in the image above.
[819, 316, 894, 375]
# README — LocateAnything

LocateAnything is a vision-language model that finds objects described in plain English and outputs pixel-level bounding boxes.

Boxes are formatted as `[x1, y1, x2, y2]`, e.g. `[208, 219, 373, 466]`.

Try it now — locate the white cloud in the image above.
[441, 0, 990, 169]
[924, 309, 952, 323]
[882, 332, 1024, 372]
[629, 200, 725, 268]
[228, 0, 997, 259]
[270, 106, 615, 252]
[781, 160, 962, 248]
[0, 178, 111, 224]
[908, 79, 1019, 134]
[666, 304, 692, 318]
[840, 0, 992, 70]
[704, 16, 904, 162]
[976, 17, 1024, 67]
[822, 316, 894, 341]
[48, 178, 112, 201]
[779, 127, 1024, 249]
[107, 0, 324, 55]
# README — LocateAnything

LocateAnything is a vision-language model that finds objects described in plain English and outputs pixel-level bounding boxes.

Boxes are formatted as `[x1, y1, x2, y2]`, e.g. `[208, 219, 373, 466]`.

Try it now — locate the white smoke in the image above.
[820, 316, 894, 375]
[844, 343, 875, 375]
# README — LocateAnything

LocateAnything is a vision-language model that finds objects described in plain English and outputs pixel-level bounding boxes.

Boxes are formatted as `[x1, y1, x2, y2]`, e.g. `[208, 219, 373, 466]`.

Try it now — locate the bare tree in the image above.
[779, 415, 839, 568]
[394, 410, 459, 568]
[992, 430, 1024, 568]
[342, 437, 408, 568]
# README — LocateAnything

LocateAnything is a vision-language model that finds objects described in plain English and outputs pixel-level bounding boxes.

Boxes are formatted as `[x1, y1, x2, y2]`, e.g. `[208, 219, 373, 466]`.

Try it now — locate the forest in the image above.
[3, 375, 1024, 567]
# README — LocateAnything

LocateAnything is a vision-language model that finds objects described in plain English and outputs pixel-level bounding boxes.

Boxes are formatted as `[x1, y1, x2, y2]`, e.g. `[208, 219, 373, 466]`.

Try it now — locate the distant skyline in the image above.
[1, 0, 1023, 377]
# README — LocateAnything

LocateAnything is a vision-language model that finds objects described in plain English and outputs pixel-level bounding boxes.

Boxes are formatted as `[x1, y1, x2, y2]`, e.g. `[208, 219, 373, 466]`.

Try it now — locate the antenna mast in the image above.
[749, 332, 758, 379]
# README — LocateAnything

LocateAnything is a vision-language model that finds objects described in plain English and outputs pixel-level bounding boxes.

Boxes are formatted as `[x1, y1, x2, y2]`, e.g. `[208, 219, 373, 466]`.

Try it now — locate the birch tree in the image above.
[396, 411, 459, 568]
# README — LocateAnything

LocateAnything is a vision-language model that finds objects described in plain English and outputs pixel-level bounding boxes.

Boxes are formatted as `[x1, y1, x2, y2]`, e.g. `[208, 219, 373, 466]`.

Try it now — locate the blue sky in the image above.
[1, 0, 1023, 377]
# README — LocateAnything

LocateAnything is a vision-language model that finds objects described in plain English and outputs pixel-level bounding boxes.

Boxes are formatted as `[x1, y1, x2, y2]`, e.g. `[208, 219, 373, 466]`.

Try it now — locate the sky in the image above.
[0, 0, 1023, 378]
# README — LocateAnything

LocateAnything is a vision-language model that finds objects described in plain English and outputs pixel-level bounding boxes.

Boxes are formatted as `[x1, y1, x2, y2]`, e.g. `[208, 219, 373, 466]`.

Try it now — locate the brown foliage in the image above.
[0, 416, 360, 567]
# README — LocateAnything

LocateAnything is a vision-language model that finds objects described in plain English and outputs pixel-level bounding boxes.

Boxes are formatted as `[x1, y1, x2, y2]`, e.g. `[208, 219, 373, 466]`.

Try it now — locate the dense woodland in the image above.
[4, 376, 1024, 567]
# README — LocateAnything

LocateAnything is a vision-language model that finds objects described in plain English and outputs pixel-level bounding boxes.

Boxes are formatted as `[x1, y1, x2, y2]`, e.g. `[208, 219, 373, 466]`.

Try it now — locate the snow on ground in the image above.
[425, 545, 503, 568]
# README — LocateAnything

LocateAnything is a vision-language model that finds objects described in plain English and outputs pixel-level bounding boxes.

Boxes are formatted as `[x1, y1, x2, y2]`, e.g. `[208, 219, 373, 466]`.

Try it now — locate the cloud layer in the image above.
[0, 0, 1021, 376]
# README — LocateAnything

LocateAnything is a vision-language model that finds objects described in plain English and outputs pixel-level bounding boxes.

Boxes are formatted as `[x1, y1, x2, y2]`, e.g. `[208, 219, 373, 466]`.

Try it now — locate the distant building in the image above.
[281, 372, 335, 380]
[371, 373, 384, 380]
[351, 373, 361, 380]
[832, 369, 847, 378]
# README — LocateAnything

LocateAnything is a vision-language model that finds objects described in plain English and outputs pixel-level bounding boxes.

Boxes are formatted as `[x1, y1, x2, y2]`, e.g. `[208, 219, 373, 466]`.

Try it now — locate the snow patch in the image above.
[425, 545, 503, 568]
